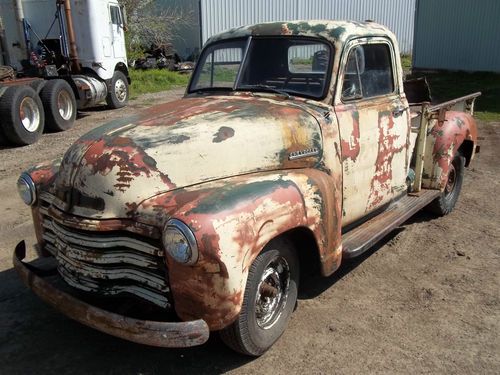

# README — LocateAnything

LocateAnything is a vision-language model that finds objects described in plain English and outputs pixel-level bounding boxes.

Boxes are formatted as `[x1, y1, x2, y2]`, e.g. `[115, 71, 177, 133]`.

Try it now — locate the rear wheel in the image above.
[220, 238, 299, 356]
[39, 79, 77, 132]
[106, 71, 129, 109]
[29, 79, 46, 94]
[0, 85, 44, 145]
[427, 153, 465, 215]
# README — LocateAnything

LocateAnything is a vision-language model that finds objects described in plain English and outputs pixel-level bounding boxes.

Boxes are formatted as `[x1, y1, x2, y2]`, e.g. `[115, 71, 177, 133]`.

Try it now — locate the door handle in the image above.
[392, 105, 407, 117]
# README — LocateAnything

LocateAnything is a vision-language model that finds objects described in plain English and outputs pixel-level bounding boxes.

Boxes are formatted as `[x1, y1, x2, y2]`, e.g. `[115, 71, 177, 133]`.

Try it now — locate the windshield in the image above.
[189, 37, 333, 99]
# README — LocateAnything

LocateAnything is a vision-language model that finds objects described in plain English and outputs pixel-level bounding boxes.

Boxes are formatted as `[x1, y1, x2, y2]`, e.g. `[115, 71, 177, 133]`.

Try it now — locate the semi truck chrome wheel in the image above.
[0, 85, 44, 145]
[114, 78, 127, 103]
[57, 89, 74, 121]
[106, 71, 129, 109]
[220, 238, 299, 356]
[20, 96, 41, 132]
[40, 79, 77, 132]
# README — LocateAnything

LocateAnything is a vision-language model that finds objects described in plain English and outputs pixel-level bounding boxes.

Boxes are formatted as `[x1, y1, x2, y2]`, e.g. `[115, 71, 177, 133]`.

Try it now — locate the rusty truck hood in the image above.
[52, 94, 324, 219]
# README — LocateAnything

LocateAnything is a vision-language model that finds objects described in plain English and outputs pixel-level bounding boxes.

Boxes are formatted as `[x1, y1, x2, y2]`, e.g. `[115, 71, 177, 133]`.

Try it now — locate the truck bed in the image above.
[404, 77, 480, 157]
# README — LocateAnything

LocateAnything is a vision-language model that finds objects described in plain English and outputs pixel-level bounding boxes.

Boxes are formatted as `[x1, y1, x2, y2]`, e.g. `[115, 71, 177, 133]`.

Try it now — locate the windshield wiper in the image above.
[237, 84, 292, 99]
[191, 87, 233, 94]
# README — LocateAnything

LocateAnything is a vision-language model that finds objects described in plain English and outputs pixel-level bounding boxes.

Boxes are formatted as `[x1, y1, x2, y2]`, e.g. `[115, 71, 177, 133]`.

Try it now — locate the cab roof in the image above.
[206, 20, 393, 45]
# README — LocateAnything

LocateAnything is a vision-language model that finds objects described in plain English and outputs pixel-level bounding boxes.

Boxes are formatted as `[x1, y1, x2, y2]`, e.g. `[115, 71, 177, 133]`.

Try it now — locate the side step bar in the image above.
[342, 189, 441, 258]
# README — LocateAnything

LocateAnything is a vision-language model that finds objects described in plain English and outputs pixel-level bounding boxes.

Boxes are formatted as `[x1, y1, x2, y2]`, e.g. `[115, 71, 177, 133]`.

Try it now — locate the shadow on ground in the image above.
[0, 211, 433, 374]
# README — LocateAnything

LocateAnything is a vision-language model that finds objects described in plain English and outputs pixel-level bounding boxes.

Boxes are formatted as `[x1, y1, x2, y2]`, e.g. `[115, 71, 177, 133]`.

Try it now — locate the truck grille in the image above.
[39, 194, 170, 309]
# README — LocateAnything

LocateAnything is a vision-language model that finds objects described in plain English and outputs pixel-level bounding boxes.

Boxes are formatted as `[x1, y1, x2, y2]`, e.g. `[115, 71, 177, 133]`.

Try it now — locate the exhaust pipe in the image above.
[59, 0, 80, 73]
[14, 0, 28, 60]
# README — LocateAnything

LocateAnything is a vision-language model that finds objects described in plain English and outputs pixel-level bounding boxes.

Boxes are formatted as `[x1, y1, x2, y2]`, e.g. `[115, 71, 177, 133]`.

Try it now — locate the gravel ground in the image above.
[0, 90, 498, 374]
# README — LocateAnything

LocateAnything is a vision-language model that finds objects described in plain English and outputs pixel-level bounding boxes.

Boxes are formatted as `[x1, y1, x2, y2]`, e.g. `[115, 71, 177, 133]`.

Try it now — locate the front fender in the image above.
[23, 159, 61, 248]
[147, 170, 341, 330]
[25, 158, 61, 190]
[422, 111, 477, 190]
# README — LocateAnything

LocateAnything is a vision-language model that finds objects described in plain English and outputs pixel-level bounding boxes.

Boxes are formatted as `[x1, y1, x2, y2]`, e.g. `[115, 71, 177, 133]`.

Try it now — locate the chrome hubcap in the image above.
[19, 97, 40, 132]
[445, 163, 457, 195]
[57, 90, 73, 120]
[255, 256, 290, 329]
[114, 78, 127, 102]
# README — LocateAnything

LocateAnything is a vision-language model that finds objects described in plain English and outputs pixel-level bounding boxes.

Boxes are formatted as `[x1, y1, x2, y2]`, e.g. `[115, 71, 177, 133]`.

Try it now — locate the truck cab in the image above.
[0, 0, 130, 145]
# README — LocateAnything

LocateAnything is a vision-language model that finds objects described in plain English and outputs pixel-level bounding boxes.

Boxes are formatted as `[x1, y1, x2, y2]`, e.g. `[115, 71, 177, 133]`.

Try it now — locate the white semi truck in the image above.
[0, 0, 130, 145]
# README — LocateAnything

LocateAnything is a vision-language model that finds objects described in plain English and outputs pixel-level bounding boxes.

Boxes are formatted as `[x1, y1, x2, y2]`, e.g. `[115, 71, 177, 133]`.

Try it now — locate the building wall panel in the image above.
[200, 0, 416, 53]
[413, 0, 500, 72]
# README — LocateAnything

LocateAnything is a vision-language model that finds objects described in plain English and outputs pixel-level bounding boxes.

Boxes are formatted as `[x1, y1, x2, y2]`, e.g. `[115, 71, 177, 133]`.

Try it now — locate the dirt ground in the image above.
[0, 90, 498, 374]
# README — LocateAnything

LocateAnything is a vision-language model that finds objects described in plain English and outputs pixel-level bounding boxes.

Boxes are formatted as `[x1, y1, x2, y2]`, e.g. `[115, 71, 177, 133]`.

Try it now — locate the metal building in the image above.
[412, 0, 500, 72]
[169, 0, 416, 58]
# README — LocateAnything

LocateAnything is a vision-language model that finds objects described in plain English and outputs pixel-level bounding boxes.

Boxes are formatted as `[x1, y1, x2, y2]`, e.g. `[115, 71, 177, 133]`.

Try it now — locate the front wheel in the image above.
[220, 238, 299, 356]
[106, 71, 129, 109]
[427, 153, 465, 215]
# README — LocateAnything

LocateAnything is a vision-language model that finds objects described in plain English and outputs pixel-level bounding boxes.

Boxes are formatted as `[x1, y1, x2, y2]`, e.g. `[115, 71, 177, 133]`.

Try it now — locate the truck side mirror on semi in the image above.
[120, 6, 128, 31]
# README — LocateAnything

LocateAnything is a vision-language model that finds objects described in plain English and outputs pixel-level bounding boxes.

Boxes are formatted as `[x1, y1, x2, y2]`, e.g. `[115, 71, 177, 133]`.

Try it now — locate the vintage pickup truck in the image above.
[14, 20, 480, 356]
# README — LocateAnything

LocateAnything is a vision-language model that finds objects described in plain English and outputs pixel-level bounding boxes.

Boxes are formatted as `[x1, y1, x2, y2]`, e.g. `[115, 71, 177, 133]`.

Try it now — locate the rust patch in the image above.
[367, 112, 404, 210]
[340, 110, 361, 162]
[212, 126, 235, 143]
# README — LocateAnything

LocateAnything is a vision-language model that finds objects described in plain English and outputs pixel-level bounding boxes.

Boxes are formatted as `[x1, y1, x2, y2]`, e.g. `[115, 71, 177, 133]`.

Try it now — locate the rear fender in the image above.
[421, 111, 477, 190]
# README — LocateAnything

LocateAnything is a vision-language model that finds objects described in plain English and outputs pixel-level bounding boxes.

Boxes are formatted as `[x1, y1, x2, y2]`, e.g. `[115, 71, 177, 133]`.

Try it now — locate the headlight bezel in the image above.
[162, 218, 199, 265]
[17, 172, 37, 206]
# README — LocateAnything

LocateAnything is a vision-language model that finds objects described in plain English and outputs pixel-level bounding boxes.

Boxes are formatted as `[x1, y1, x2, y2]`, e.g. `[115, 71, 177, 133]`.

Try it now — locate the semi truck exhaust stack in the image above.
[59, 0, 80, 73]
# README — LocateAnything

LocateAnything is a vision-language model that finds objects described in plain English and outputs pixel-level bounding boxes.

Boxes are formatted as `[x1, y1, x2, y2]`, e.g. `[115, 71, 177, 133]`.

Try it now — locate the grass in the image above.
[129, 69, 190, 99]
[403, 55, 500, 122]
[400, 54, 412, 72]
[418, 72, 500, 122]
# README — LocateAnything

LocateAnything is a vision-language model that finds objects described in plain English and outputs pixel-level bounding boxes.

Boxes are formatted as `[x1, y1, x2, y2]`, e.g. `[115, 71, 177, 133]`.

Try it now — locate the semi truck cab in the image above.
[0, 0, 130, 145]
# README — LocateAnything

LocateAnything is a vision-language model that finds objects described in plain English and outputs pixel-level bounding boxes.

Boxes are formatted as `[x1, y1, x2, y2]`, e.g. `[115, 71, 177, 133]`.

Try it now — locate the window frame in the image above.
[109, 5, 122, 26]
[188, 36, 335, 100]
[188, 38, 248, 93]
[337, 37, 399, 104]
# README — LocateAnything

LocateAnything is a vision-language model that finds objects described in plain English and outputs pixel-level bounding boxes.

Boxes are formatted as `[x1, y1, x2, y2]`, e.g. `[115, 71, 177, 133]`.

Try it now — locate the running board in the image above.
[342, 189, 441, 259]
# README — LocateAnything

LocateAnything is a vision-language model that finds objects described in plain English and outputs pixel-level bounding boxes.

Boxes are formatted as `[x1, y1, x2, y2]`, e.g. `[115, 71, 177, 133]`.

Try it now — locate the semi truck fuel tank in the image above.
[72, 75, 107, 109]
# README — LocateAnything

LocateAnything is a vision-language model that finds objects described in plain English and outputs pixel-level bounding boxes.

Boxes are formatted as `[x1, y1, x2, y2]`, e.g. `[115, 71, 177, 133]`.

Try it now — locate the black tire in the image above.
[220, 238, 299, 356]
[106, 71, 129, 109]
[39, 79, 77, 132]
[426, 153, 465, 215]
[29, 79, 47, 94]
[0, 85, 44, 145]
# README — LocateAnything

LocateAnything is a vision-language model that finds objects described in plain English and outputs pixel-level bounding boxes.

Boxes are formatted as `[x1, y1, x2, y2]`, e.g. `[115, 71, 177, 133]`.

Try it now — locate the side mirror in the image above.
[120, 5, 128, 31]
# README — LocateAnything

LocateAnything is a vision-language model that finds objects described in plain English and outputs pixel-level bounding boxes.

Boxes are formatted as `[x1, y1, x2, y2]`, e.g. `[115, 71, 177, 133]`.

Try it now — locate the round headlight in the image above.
[162, 219, 198, 265]
[17, 172, 36, 206]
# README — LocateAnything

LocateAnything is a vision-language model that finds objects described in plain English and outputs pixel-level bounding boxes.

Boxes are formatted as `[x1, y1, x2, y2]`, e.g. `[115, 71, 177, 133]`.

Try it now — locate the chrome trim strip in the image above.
[55, 249, 168, 292]
[58, 265, 170, 308]
[43, 219, 161, 256]
[288, 147, 320, 160]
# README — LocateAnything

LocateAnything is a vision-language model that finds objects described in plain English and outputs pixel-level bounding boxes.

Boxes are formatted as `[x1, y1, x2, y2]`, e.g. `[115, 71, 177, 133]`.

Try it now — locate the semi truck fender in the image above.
[149, 171, 342, 330]
[421, 111, 478, 190]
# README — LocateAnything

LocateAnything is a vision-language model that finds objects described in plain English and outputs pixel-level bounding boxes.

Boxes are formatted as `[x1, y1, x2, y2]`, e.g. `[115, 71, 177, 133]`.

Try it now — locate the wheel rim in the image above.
[445, 163, 457, 195]
[19, 97, 40, 132]
[114, 78, 127, 102]
[57, 90, 74, 120]
[255, 256, 290, 329]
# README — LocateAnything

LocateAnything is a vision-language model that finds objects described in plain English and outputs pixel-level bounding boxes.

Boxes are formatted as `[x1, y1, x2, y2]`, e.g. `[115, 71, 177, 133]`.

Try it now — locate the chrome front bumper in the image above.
[13, 241, 209, 348]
